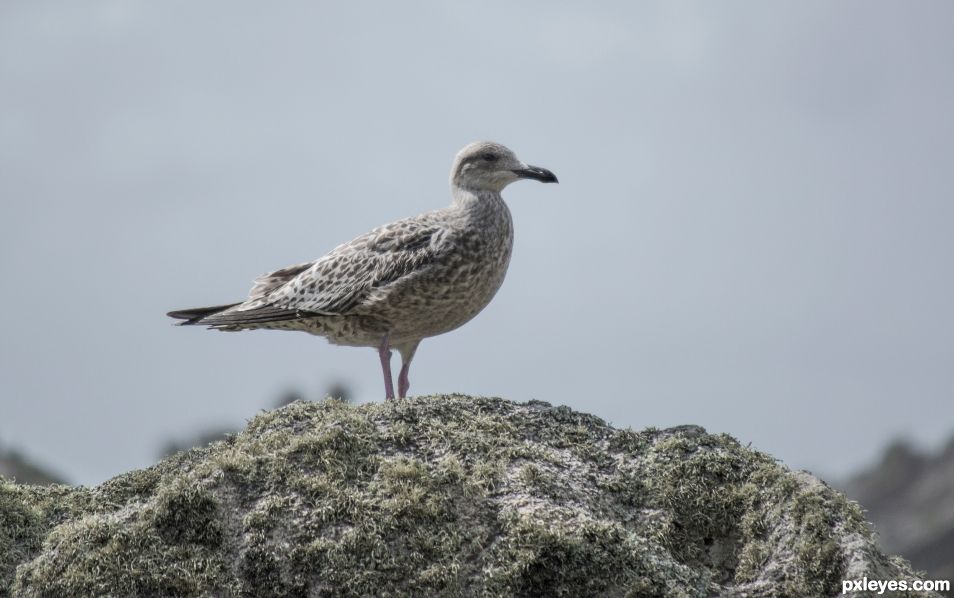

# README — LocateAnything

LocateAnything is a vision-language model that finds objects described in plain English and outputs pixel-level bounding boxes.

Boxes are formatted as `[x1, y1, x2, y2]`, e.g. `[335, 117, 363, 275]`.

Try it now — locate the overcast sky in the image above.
[1, 1, 952, 485]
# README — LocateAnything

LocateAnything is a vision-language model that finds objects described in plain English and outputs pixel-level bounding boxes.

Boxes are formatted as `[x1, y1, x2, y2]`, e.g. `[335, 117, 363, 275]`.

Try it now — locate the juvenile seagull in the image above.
[168, 142, 557, 400]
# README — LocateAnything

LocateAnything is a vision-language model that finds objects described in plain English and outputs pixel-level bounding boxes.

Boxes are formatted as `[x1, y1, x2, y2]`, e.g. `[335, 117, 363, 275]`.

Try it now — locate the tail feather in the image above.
[167, 303, 241, 326]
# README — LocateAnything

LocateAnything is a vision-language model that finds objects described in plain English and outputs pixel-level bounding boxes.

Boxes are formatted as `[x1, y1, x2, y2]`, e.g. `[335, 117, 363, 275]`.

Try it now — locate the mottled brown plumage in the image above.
[168, 142, 557, 399]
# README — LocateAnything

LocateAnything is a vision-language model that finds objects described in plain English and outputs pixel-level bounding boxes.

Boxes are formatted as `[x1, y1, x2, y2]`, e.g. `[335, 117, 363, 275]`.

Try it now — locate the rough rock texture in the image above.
[0, 396, 941, 597]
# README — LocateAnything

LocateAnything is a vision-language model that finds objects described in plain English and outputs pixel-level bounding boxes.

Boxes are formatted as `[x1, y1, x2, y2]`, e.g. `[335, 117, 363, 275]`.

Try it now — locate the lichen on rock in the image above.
[0, 396, 941, 597]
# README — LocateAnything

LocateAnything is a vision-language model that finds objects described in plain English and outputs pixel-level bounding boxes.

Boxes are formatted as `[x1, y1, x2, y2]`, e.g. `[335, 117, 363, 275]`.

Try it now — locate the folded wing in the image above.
[169, 215, 447, 329]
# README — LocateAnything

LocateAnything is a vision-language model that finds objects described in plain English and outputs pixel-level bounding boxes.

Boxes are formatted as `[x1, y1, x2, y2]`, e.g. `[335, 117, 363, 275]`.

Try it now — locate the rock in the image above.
[0, 396, 941, 597]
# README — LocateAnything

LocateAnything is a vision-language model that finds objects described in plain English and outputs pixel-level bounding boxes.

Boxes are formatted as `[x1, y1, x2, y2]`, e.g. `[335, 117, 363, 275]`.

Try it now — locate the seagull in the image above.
[167, 142, 557, 400]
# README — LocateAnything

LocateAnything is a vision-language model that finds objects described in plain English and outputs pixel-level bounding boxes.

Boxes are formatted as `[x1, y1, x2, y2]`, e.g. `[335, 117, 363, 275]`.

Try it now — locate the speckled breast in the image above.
[381, 227, 513, 343]
[362, 201, 515, 345]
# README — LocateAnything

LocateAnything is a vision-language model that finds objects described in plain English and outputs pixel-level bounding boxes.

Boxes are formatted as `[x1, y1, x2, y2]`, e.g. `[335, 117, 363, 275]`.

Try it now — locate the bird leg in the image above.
[396, 340, 419, 400]
[377, 334, 395, 400]
[398, 362, 411, 399]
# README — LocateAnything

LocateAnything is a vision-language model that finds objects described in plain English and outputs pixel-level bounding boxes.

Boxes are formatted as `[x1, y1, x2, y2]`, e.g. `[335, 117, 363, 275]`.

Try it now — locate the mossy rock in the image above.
[0, 396, 939, 597]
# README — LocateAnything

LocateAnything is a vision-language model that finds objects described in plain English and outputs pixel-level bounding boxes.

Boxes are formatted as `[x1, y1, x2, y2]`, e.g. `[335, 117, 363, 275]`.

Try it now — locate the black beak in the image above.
[512, 164, 559, 184]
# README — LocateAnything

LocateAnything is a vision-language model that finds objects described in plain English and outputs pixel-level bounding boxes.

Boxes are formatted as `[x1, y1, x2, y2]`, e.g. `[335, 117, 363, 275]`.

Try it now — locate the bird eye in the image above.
[480, 153, 498, 163]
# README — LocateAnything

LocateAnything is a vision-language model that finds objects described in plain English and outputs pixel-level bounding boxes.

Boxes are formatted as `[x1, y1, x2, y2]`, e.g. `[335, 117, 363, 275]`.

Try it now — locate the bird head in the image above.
[450, 141, 558, 193]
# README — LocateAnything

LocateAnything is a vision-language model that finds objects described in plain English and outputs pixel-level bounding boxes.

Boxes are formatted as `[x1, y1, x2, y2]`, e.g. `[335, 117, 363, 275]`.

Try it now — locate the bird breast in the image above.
[370, 199, 514, 342]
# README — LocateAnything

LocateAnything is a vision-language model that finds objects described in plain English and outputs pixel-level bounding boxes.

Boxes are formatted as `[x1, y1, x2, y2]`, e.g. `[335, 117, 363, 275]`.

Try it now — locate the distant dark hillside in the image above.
[0, 446, 65, 485]
[840, 436, 954, 594]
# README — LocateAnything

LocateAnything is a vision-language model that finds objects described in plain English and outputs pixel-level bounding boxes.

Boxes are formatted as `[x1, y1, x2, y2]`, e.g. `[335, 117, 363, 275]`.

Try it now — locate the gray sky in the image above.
[1, 1, 952, 486]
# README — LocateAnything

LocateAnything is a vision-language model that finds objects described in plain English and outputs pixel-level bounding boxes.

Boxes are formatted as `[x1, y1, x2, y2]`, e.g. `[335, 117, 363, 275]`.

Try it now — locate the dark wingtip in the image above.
[167, 310, 205, 326]
[167, 303, 240, 326]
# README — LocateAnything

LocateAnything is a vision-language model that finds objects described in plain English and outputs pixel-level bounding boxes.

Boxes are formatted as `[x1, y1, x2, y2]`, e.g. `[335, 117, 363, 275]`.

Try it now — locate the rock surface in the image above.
[0, 396, 941, 597]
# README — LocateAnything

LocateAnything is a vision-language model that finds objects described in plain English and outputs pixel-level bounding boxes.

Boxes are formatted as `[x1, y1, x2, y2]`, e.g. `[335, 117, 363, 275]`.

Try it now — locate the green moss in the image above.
[483, 514, 704, 598]
[0, 483, 42, 591]
[1, 396, 941, 597]
[152, 481, 224, 547]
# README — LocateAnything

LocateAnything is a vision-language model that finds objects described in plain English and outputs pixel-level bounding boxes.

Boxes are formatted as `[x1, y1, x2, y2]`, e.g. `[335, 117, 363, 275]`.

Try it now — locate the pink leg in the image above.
[398, 362, 411, 399]
[395, 340, 420, 400]
[377, 335, 395, 400]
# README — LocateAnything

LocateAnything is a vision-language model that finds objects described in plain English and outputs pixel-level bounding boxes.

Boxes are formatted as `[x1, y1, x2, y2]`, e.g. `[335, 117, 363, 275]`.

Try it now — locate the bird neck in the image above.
[451, 187, 506, 215]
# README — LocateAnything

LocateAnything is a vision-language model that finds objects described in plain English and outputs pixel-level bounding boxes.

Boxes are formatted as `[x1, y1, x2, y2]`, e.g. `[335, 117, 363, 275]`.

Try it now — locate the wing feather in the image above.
[248, 261, 314, 301]
[195, 305, 314, 328]
[265, 216, 447, 315]
[171, 212, 449, 329]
